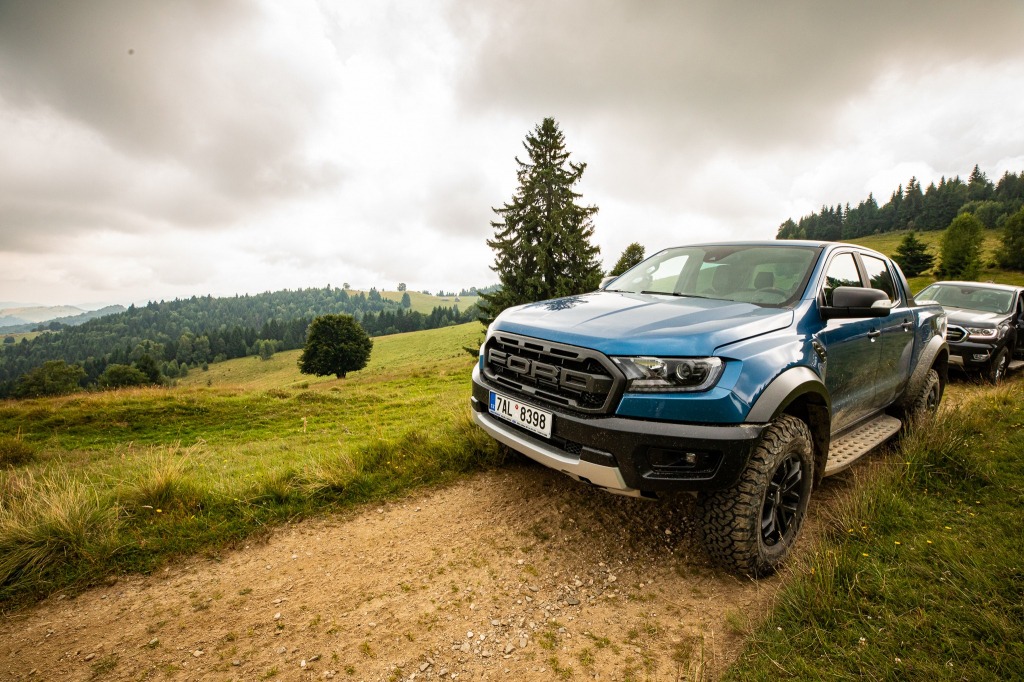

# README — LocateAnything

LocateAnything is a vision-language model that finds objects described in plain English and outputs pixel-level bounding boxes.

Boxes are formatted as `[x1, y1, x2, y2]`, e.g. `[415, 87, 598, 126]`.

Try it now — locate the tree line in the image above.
[776, 165, 1024, 241]
[0, 286, 478, 398]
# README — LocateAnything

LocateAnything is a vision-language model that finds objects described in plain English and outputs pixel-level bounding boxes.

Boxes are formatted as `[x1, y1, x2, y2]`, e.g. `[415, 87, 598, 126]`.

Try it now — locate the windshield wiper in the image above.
[640, 291, 712, 299]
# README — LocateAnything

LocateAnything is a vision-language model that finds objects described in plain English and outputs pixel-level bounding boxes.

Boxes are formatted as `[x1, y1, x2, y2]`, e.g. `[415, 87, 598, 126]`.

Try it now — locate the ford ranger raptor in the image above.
[471, 241, 948, 576]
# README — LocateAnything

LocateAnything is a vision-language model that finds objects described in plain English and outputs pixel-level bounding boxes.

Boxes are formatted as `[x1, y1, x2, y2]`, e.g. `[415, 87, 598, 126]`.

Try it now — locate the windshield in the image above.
[917, 283, 1013, 314]
[606, 245, 820, 307]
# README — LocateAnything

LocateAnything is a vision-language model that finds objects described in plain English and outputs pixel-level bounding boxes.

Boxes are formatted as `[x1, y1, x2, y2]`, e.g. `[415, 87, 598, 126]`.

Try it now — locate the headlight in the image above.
[612, 356, 724, 393]
[966, 327, 999, 340]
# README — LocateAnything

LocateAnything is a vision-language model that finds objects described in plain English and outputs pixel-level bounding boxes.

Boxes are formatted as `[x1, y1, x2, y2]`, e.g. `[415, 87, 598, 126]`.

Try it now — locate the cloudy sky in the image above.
[2, 0, 1024, 308]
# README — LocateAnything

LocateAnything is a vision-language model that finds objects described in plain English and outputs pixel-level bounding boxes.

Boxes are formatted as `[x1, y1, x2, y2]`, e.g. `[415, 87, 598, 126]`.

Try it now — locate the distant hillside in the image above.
[0, 305, 126, 333]
[0, 286, 478, 397]
[0, 305, 86, 328]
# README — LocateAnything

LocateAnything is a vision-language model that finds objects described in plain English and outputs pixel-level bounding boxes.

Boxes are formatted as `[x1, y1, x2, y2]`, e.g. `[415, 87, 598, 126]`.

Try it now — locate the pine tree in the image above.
[967, 164, 994, 202]
[478, 118, 602, 325]
[609, 243, 646, 276]
[938, 213, 984, 280]
[892, 231, 934, 277]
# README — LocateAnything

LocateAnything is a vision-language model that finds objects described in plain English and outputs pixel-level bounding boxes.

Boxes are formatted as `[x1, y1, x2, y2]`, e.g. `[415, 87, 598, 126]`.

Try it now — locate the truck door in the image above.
[859, 254, 915, 407]
[814, 252, 882, 432]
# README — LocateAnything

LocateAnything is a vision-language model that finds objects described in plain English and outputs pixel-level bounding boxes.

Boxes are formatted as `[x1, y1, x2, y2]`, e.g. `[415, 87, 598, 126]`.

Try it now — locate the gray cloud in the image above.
[1, 0, 1023, 306]
[0, 0, 341, 243]
[455, 0, 1024, 151]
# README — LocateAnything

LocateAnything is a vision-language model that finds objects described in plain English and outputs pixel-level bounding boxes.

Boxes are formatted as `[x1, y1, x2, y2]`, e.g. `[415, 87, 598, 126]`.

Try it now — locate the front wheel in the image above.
[698, 414, 814, 577]
[986, 347, 1010, 384]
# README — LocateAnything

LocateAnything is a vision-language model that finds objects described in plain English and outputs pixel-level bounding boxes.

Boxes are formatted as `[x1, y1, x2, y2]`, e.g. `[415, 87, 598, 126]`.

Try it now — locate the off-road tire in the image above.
[905, 367, 942, 423]
[697, 414, 814, 578]
[986, 347, 1010, 385]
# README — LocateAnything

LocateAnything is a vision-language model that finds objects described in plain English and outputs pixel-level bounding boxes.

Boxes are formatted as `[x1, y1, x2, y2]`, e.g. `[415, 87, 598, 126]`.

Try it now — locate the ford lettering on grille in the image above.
[482, 333, 622, 413]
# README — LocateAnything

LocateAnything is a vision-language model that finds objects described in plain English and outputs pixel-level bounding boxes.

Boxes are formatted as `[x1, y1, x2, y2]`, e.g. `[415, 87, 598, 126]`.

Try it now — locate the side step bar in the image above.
[823, 414, 902, 477]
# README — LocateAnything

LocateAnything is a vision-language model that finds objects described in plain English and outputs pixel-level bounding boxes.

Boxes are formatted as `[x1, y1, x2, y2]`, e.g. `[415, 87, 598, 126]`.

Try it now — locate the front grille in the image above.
[946, 325, 966, 342]
[482, 332, 623, 414]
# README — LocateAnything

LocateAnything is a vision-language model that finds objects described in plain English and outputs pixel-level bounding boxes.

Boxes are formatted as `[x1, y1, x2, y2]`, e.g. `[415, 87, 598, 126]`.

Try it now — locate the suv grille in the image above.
[482, 332, 623, 414]
[946, 325, 966, 343]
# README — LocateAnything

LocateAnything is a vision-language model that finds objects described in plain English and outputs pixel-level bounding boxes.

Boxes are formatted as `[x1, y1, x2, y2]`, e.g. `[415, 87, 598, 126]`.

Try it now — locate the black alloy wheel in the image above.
[761, 452, 805, 547]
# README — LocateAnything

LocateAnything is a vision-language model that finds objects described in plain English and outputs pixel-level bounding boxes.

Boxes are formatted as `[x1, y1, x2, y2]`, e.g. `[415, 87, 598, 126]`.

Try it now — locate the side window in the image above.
[861, 255, 898, 303]
[822, 253, 861, 306]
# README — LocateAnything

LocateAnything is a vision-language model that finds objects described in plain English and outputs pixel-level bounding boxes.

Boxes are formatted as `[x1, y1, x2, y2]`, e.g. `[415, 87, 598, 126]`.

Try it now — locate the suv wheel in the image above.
[987, 347, 1010, 384]
[698, 414, 813, 577]
[906, 368, 942, 421]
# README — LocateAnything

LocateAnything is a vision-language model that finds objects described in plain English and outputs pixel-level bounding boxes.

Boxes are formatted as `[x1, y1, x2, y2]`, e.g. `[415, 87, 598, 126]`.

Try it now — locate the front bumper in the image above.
[947, 340, 998, 367]
[471, 369, 765, 496]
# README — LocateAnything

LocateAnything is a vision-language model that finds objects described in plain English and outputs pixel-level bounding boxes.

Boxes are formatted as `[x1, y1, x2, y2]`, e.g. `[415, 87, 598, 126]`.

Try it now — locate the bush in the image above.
[97, 363, 149, 389]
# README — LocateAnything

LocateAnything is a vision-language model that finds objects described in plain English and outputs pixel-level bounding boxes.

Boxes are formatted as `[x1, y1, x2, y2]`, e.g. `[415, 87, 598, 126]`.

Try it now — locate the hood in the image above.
[492, 291, 794, 357]
[943, 306, 1009, 327]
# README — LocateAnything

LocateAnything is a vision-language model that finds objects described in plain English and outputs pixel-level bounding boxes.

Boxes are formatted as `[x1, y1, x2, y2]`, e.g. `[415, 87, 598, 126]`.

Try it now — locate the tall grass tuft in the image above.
[119, 444, 205, 513]
[0, 434, 36, 468]
[0, 470, 118, 593]
[898, 406, 994, 489]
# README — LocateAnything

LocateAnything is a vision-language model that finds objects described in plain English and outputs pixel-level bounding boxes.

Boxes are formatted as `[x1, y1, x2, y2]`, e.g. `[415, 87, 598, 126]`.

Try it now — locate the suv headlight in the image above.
[966, 327, 1000, 340]
[612, 357, 724, 393]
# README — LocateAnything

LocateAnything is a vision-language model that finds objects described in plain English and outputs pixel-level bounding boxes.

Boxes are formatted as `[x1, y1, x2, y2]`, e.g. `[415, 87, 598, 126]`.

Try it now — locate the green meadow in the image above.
[0, 323, 499, 606]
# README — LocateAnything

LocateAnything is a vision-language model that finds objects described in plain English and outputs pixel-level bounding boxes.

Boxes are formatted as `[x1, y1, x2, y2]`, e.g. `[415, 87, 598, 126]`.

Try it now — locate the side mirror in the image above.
[820, 286, 891, 320]
[599, 276, 617, 290]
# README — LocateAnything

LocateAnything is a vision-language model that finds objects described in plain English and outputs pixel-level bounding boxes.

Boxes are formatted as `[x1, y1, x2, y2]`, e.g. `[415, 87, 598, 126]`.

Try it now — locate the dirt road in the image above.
[0, 461, 811, 681]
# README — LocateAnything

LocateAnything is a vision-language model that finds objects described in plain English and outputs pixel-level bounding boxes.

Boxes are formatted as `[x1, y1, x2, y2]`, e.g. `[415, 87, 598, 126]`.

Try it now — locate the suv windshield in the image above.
[606, 245, 820, 307]
[917, 283, 1013, 315]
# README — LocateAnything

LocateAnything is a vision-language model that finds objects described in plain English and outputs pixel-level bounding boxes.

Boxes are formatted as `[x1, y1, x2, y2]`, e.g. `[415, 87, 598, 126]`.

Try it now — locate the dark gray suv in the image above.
[917, 281, 1024, 383]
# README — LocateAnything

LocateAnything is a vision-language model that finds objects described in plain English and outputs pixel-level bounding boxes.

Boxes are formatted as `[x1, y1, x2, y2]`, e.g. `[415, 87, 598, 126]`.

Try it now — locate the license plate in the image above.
[488, 391, 553, 438]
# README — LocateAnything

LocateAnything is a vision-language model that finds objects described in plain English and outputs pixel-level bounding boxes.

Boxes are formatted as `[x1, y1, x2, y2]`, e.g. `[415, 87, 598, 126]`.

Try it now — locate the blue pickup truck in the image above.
[471, 241, 948, 576]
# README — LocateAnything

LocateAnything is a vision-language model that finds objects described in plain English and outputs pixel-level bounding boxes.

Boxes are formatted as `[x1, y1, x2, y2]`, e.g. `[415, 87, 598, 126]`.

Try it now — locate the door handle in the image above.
[868, 330, 881, 340]
[901, 319, 913, 331]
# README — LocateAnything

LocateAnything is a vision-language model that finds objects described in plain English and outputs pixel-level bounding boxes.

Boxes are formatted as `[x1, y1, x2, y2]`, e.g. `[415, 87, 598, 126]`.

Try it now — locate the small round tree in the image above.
[298, 314, 373, 379]
[997, 206, 1024, 271]
[938, 213, 983, 280]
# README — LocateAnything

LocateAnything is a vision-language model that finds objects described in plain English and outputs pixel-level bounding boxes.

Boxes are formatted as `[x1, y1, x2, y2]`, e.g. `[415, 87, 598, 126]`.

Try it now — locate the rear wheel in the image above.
[698, 415, 814, 577]
[906, 368, 942, 422]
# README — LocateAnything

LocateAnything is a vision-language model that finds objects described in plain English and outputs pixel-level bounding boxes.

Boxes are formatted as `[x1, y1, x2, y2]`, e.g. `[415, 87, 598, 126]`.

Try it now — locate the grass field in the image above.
[725, 379, 1024, 679]
[376, 289, 480, 314]
[0, 322, 498, 606]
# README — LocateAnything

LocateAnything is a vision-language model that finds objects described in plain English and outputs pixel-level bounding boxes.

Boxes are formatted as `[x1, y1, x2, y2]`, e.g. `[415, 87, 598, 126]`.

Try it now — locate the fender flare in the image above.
[896, 334, 949, 409]
[745, 366, 830, 424]
[746, 366, 832, 485]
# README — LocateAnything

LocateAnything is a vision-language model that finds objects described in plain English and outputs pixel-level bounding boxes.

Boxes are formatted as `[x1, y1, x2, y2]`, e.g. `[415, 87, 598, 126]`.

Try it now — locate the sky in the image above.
[2, 1, 1024, 308]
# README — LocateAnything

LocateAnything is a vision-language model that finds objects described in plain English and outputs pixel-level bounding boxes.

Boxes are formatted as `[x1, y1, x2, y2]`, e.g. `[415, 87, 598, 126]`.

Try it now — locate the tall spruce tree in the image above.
[478, 118, 602, 325]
